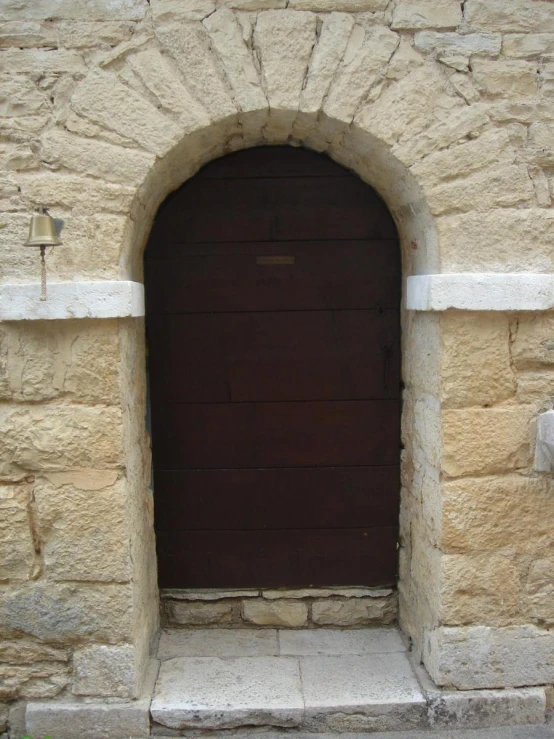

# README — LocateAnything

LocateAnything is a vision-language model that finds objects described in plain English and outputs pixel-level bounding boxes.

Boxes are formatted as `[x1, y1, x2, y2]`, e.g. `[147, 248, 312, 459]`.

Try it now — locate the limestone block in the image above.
[167, 600, 234, 625]
[324, 25, 400, 123]
[222, 0, 287, 8]
[512, 315, 554, 369]
[0, 705, 6, 733]
[0, 20, 58, 47]
[73, 644, 137, 698]
[0, 406, 124, 474]
[440, 312, 515, 408]
[392, 0, 461, 30]
[471, 59, 538, 98]
[41, 129, 154, 186]
[394, 104, 489, 166]
[0, 212, 130, 284]
[410, 129, 513, 187]
[57, 20, 135, 48]
[528, 165, 551, 207]
[525, 557, 554, 624]
[155, 22, 237, 121]
[300, 13, 355, 114]
[0, 641, 69, 664]
[441, 475, 553, 554]
[426, 163, 535, 215]
[541, 62, 554, 99]
[204, 9, 267, 114]
[0, 582, 133, 642]
[242, 599, 308, 627]
[0, 0, 147, 21]
[438, 209, 554, 272]
[0, 483, 35, 581]
[151, 0, 217, 21]
[517, 371, 554, 403]
[415, 31, 501, 56]
[312, 597, 397, 626]
[63, 321, 122, 405]
[0, 74, 49, 118]
[442, 407, 533, 477]
[424, 625, 554, 689]
[386, 37, 425, 80]
[0, 662, 69, 700]
[126, 48, 210, 130]
[25, 698, 151, 739]
[440, 552, 522, 627]
[0, 49, 85, 72]
[289, 0, 388, 9]
[71, 70, 182, 156]
[356, 65, 462, 147]
[254, 11, 317, 111]
[33, 476, 130, 582]
[466, 0, 554, 34]
[503, 34, 554, 58]
[0, 143, 39, 170]
[534, 410, 554, 472]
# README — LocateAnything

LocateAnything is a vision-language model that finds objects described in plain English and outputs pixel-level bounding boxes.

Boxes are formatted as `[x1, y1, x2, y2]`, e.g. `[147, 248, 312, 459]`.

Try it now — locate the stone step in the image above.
[151, 628, 428, 733]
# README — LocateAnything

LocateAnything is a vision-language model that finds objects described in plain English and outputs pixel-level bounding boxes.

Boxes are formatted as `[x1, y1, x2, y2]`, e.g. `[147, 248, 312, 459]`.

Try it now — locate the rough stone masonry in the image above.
[1, 0, 554, 733]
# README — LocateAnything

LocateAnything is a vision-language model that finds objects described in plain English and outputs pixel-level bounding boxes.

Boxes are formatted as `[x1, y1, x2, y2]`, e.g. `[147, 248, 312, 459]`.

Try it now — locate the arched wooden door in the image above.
[145, 147, 401, 589]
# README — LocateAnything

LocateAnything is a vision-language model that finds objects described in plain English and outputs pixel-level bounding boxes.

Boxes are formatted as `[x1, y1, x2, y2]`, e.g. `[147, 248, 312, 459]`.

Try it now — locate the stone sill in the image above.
[407, 273, 554, 312]
[0, 281, 145, 321]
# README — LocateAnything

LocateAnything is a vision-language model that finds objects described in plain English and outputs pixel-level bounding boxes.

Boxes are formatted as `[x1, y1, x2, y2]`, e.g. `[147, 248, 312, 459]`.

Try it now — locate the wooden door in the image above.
[145, 147, 401, 589]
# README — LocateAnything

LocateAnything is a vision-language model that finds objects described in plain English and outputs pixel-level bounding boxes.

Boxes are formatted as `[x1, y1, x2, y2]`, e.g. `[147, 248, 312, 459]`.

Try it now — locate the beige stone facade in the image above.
[1, 0, 554, 728]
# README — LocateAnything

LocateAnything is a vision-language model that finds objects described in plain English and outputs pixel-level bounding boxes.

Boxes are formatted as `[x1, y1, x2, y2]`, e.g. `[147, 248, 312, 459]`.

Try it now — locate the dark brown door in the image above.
[145, 147, 401, 589]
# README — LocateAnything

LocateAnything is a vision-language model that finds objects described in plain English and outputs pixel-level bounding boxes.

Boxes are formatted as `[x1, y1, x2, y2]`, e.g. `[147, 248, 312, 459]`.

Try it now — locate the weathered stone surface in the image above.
[151, 0, 217, 21]
[0, 20, 57, 47]
[0, 662, 69, 700]
[0, 582, 133, 642]
[472, 59, 538, 97]
[427, 164, 535, 215]
[517, 371, 554, 403]
[155, 22, 236, 120]
[442, 407, 533, 477]
[222, 0, 286, 8]
[0, 74, 49, 118]
[541, 61, 554, 99]
[254, 11, 317, 110]
[166, 600, 234, 625]
[440, 313, 515, 408]
[263, 587, 393, 599]
[34, 476, 130, 582]
[512, 315, 554, 369]
[324, 25, 400, 123]
[300, 13, 355, 114]
[204, 9, 267, 114]
[415, 31, 501, 56]
[0, 405, 124, 473]
[0, 483, 35, 581]
[71, 70, 182, 156]
[289, 0, 388, 9]
[438, 209, 554, 272]
[57, 20, 135, 48]
[73, 644, 136, 698]
[279, 627, 405, 655]
[392, 0, 461, 30]
[0, 48, 85, 72]
[427, 686, 546, 729]
[41, 129, 154, 185]
[386, 36, 425, 80]
[440, 552, 522, 627]
[503, 33, 554, 58]
[441, 475, 553, 554]
[152, 656, 304, 729]
[0, 641, 69, 664]
[0, 0, 148, 21]
[242, 599, 308, 627]
[158, 628, 279, 658]
[424, 625, 554, 689]
[25, 697, 150, 739]
[466, 0, 554, 34]
[127, 48, 210, 130]
[312, 597, 397, 626]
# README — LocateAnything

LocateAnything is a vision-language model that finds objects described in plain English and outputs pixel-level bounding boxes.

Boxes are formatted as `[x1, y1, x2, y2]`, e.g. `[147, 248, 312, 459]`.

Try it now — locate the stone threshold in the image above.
[24, 629, 549, 739]
[161, 587, 397, 629]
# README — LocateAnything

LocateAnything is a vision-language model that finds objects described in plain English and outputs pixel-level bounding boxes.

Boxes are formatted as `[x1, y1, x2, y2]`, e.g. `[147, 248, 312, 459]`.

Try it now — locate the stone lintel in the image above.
[0, 281, 144, 320]
[407, 273, 554, 312]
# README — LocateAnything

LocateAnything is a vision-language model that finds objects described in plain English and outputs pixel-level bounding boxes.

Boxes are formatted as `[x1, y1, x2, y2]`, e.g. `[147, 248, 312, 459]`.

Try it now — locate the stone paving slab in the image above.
[279, 627, 406, 656]
[153, 729, 554, 739]
[158, 628, 279, 659]
[151, 656, 304, 730]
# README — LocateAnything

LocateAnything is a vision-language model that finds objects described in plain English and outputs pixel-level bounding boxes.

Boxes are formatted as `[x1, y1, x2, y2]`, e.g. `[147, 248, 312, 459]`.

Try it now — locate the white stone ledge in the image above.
[407, 274, 554, 312]
[0, 281, 144, 321]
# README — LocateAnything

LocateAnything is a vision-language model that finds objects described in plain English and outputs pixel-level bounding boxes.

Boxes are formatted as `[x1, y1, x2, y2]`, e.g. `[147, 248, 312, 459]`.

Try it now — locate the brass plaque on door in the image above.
[256, 256, 295, 265]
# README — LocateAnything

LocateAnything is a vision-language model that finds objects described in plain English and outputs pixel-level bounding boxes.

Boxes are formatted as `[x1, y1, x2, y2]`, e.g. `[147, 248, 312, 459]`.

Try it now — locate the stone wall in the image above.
[0, 0, 553, 723]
